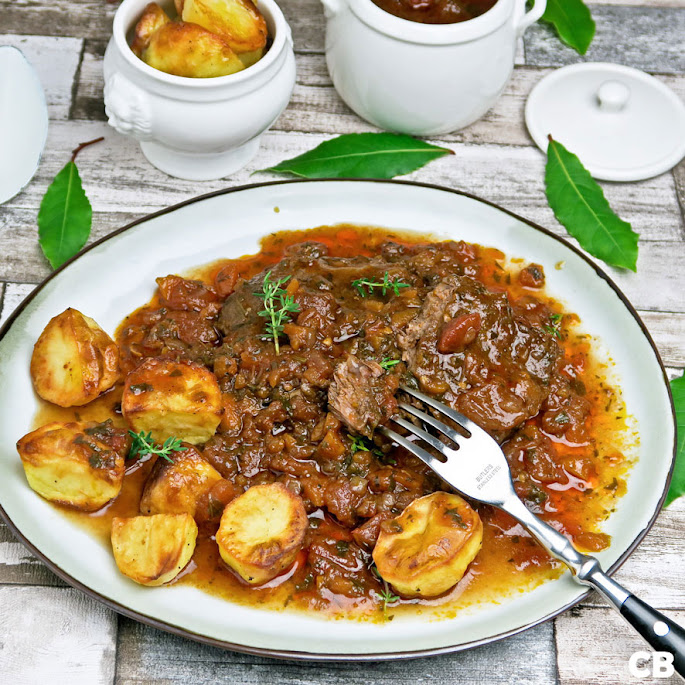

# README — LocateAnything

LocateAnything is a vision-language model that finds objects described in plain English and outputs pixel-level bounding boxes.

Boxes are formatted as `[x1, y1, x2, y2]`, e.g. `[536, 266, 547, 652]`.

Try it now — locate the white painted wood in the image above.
[0, 586, 117, 685]
[556, 607, 685, 685]
[525, 6, 685, 74]
[0, 35, 82, 120]
[0, 282, 36, 328]
[115, 618, 555, 684]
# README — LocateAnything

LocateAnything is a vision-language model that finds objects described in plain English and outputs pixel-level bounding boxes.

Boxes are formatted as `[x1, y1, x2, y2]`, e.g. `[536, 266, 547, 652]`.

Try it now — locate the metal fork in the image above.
[379, 384, 685, 674]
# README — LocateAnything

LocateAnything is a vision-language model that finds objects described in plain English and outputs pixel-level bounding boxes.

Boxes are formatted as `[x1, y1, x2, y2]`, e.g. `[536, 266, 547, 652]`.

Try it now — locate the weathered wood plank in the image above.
[525, 6, 685, 74]
[0, 0, 116, 40]
[0, 34, 82, 121]
[0, 282, 38, 328]
[0, 521, 66, 586]
[640, 311, 685, 367]
[673, 159, 685, 224]
[556, 606, 685, 684]
[115, 617, 555, 684]
[0, 586, 117, 684]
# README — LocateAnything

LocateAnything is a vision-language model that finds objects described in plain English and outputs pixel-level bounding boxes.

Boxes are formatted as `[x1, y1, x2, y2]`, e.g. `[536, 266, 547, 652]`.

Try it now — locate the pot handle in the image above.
[103, 72, 153, 141]
[516, 0, 547, 35]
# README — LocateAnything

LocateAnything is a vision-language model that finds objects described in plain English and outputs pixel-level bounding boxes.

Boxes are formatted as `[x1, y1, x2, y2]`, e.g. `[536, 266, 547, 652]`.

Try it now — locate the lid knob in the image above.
[597, 80, 631, 113]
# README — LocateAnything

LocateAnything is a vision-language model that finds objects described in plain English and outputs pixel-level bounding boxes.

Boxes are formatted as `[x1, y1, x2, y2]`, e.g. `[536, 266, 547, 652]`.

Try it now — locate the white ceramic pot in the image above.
[103, 0, 296, 180]
[321, 0, 546, 136]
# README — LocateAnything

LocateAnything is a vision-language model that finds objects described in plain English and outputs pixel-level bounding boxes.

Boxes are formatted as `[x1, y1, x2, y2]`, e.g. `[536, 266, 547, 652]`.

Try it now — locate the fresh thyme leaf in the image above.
[380, 358, 401, 370]
[665, 372, 685, 507]
[352, 272, 410, 298]
[542, 0, 595, 56]
[128, 430, 187, 463]
[349, 434, 396, 465]
[371, 562, 399, 619]
[255, 271, 300, 354]
[545, 137, 639, 272]
[542, 314, 562, 339]
[261, 132, 453, 179]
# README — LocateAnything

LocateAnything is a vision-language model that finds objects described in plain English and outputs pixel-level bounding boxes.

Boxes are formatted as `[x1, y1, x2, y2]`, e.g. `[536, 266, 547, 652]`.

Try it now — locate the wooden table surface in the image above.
[1, 1, 685, 683]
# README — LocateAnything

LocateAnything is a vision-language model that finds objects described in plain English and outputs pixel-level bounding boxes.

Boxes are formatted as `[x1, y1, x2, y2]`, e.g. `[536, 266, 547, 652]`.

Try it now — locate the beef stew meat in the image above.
[44, 225, 630, 620]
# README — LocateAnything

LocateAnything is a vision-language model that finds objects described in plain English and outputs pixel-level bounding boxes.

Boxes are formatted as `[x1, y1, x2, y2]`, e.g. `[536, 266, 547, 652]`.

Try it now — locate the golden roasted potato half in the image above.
[122, 358, 223, 445]
[140, 444, 223, 518]
[30, 308, 120, 407]
[17, 421, 126, 512]
[141, 20, 245, 78]
[181, 0, 267, 55]
[373, 492, 483, 598]
[216, 482, 307, 584]
[131, 2, 170, 57]
[111, 513, 198, 586]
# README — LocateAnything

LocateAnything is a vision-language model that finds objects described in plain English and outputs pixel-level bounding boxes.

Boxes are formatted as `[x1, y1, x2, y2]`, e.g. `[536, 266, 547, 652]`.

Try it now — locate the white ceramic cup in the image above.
[103, 0, 296, 180]
[321, 0, 546, 136]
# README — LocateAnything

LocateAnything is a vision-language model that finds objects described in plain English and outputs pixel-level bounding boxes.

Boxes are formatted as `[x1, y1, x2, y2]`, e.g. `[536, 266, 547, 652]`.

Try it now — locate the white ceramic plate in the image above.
[0, 180, 675, 660]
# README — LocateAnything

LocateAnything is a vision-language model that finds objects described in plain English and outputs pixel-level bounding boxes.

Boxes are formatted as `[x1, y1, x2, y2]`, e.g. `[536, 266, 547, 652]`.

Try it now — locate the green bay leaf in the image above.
[545, 138, 639, 272]
[542, 0, 595, 55]
[665, 372, 685, 507]
[263, 133, 453, 179]
[37, 160, 92, 269]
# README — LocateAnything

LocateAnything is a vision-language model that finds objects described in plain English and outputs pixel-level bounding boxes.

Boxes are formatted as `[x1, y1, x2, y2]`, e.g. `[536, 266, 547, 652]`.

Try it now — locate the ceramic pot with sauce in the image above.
[321, 0, 546, 136]
[103, 0, 296, 181]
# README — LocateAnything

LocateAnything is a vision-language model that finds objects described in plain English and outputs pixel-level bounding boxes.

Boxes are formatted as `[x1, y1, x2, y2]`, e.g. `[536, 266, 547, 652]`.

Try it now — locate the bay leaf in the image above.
[542, 0, 595, 55]
[37, 160, 92, 270]
[665, 372, 685, 507]
[545, 137, 639, 272]
[263, 133, 453, 179]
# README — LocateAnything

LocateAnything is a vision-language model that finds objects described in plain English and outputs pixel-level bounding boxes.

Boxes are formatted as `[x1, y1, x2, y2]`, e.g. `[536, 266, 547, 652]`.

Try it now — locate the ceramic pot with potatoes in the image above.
[103, 0, 296, 180]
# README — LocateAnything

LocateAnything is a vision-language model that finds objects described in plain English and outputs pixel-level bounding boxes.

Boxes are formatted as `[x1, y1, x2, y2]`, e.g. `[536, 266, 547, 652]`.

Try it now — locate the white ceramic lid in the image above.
[0, 46, 48, 204]
[525, 63, 685, 182]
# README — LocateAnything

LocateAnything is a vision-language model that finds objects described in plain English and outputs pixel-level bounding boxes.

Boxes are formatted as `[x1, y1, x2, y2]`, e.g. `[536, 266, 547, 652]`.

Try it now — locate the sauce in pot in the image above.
[370, 0, 498, 25]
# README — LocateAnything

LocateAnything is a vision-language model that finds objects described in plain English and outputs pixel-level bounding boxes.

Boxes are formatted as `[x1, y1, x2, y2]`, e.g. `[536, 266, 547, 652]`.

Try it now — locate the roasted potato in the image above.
[144, 20, 245, 77]
[111, 513, 198, 586]
[131, 2, 170, 56]
[30, 308, 120, 407]
[181, 0, 267, 55]
[140, 444, 223, 518]
[122, 358, 223, 445]
[372, 492, 483, 598]
[17, 421, 126, 511]
[216, 482, 307, 584]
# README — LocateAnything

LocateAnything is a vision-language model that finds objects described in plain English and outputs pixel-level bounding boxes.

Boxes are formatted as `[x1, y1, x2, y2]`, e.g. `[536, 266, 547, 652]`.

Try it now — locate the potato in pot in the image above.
[140, 444, 224, 518]
[216, 483, 307, 584]
[122, 358, 223, 445]
[30, 308, 120, 407]
[111, 513, 198, 586]
[372, 491, 483, 598]
[181, 0, 268, 55]
[16, 421, 129, 512]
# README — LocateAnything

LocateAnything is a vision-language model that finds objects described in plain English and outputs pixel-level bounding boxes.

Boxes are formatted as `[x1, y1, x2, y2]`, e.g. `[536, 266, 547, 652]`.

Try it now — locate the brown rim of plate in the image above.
[0, 178, 676, 662]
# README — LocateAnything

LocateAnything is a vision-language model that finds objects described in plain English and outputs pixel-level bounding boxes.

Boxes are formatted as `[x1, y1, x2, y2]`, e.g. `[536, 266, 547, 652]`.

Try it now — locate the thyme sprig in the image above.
[255, 271, 300, 354]
[380, 357, 400, 370]
[371, 563, 400, 619]
[352, 272, 410, 298]
[349, 434, 396, 465]
[128, 430, 187, 463]
[542, 312, 563, 339]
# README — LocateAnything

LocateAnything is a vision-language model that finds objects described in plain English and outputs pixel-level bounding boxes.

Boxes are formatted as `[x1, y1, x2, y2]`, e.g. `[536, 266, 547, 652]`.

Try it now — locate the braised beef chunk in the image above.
[399, 274, 560, 437]
[328, 355, 398, 437]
